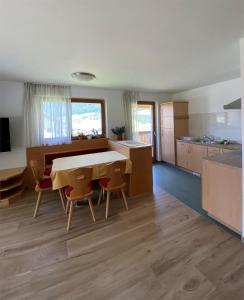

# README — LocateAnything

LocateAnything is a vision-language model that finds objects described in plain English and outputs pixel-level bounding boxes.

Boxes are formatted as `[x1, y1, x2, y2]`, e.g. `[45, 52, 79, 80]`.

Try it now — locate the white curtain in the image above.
[123, 91, 140, 141]
[24, 83, 72, 147]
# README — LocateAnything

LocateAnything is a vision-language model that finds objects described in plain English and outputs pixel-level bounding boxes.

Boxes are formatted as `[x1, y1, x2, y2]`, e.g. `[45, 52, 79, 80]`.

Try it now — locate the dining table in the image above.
[50, 150, 132, 190]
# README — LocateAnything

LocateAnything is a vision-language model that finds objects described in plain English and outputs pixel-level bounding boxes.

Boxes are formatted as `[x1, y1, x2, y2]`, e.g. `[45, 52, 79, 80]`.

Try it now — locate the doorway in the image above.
[137, 101, 157, 161]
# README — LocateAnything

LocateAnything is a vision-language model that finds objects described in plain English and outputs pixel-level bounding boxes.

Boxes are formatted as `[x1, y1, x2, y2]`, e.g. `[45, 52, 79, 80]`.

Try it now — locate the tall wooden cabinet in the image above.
[160, 102, 189, 164]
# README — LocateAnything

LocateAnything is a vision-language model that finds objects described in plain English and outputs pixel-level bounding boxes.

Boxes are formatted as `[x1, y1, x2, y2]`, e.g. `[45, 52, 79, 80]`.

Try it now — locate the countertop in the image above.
[113, 140, 151, 148]
[177, 139, 242, 151]
[202, 151, 242, 169]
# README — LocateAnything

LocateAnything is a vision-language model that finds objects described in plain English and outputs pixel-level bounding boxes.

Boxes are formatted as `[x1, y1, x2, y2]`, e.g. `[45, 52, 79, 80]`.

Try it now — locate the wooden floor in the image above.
[1, 185, 244, 300]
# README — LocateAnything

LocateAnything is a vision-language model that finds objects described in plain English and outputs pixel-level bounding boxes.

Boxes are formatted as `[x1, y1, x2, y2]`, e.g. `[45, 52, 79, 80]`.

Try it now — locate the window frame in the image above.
[71, 98, 106, 139]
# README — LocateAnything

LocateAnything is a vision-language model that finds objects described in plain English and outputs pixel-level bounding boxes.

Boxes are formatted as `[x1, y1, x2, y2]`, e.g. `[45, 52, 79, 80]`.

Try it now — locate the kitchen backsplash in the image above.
[189, 111, 241, 143]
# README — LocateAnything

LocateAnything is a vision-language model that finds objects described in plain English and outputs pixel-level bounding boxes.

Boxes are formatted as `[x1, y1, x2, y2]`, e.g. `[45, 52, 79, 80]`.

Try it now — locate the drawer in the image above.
[222, 148, 236, 154]
[207, 147, 221, 157]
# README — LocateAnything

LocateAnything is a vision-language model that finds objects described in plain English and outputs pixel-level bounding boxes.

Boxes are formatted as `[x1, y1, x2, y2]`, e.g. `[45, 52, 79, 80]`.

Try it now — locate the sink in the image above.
[180, 136, 199, 142]
[180, 136, 216, 145]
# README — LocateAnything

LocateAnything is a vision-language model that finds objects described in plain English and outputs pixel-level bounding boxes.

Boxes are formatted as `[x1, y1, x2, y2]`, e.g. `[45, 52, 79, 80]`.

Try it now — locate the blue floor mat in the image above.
[153, 162, 240, 239]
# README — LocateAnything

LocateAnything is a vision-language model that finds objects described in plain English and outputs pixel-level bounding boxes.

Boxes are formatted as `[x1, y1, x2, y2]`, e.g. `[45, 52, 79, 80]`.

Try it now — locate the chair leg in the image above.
[67, 201, 73, 232]
[105, 191, 110, 220]
[33, 192, 42, 218]
[59, 189, 66, 211]
[88, 198, 96, 223]
[98, 188, 103, 206]
[65, 200, 71, 214]
[121, 189, 129, 211]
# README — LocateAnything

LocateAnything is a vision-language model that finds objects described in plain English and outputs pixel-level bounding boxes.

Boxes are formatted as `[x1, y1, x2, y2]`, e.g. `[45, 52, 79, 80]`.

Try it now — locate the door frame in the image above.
[137, 101, 157, 162]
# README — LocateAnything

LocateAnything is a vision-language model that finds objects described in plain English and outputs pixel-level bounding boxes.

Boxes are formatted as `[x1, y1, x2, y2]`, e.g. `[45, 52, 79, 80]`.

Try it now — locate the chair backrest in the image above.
[66, 167, 93, 198]
[105, 160, 126, 188]
[30, 160, 41, 185]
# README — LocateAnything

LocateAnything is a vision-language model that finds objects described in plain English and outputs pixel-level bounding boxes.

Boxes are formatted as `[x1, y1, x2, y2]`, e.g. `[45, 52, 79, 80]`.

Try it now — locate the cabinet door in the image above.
[176, 141, 188, 169]
[160, 103, 174, 129]
[207, 147, 221, 157]
[174, 118, 189, 139]
[188, 144, 207, 173]
[202, 160, 242, 233]
[161, 128, 175, 164]
[173, 102, 188, 117]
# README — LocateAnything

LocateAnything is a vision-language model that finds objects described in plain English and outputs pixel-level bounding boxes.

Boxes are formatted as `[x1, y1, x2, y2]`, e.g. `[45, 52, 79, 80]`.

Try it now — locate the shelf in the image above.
[0, 167, 26, 208]
[0, 178, 24, 192]
[0, 167, 26, 181]
[0, 186, 25, 208]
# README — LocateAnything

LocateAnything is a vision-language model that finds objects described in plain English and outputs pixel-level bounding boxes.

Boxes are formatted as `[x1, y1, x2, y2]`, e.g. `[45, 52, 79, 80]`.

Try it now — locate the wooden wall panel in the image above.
[26, 138, 109, 188]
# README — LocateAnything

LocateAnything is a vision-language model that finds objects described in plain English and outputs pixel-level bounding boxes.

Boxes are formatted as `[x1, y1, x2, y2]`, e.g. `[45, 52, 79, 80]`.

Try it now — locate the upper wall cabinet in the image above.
[160, 102, 189, 165]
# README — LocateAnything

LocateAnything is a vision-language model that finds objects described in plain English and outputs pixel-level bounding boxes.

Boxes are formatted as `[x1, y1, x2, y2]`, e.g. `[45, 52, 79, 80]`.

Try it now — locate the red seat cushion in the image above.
[64, 183, 92, 197]
[39, 178, 52, 189]
[99, 178, 110, 188]
[44, 166, 52, 176]
[64, 186, 74, 197]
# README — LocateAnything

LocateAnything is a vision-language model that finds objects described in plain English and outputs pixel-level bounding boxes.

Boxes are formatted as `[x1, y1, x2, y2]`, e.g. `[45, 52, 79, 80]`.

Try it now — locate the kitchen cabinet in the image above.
[188, 144, 207, 173]
[208, 147, 236, 156]
[160, 102, 189, 165]
[222, 148, 236, 154]
[176, 141, 241, 174]
[207, 147, 221, 157]
[176, 141, 188, 169]
[161, 128, 175, 164]
[176, 141, 207, 173]
[202, 153, 242, 233]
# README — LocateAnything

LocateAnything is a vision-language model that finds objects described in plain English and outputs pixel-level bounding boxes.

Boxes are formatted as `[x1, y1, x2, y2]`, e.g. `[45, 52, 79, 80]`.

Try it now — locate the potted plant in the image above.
[111, 126, 125, 141]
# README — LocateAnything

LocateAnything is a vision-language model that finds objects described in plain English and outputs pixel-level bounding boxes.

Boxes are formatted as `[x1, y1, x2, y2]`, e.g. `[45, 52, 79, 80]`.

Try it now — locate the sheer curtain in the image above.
[24, 83, 72, 147]
[123, 91, 140, 141]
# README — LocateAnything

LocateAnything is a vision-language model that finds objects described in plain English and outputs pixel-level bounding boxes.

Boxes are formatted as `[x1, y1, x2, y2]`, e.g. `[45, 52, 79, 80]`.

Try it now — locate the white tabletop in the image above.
[52, 151, 128, 172]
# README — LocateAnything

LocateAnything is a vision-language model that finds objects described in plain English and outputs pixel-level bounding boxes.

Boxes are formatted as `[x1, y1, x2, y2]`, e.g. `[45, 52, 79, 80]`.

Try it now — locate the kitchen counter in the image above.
[202, 150, 242, 234]
[177, 139, 241, 151]
[108, 140, 153, 196]
[113, 140, 151, 148]
[202, 151, 242, 169]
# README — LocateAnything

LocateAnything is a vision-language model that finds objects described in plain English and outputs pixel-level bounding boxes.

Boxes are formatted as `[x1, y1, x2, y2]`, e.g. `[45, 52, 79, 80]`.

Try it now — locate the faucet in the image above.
[202, 135, 215, 143]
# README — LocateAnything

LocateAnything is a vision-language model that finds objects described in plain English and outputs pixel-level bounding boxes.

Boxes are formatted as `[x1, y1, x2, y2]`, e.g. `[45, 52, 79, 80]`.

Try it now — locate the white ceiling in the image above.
[0, 0, 243, 92]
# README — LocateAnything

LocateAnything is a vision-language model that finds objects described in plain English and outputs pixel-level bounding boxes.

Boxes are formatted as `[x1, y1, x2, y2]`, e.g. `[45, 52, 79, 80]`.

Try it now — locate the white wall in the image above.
[0, 81, 26, 169]
[240, 38, 244, 239]
[71, 87, 169, 136]
[0, 81, 169, 169]
[173, 78, 242, 142]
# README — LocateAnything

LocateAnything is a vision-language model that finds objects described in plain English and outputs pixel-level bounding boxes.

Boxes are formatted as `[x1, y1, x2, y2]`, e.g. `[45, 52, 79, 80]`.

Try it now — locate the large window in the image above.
[71, 99, 106, 138]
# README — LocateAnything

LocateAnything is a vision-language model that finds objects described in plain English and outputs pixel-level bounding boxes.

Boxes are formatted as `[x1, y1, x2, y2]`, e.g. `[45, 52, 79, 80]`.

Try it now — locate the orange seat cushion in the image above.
[99, 178, 110, 188]
[38, 178, 52, 189]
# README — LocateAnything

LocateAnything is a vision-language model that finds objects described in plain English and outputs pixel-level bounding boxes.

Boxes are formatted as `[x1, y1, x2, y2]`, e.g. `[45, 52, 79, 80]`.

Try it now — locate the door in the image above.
[137, 101, 157, 161]
[160, 103, 175, 164]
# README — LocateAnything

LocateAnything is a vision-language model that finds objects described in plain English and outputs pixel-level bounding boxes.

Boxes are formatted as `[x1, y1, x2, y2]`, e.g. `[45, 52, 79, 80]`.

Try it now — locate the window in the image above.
[42, 99, 71, 142]
[71, 99, 106, 138]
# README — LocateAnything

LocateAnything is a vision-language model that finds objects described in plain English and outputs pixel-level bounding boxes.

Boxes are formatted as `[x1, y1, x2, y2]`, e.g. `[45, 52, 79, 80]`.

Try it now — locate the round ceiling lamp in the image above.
[71, 72, 96, 81]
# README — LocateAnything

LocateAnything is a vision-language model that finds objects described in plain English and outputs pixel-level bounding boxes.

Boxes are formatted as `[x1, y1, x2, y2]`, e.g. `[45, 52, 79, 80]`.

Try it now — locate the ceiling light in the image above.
[71, 72, 96, 81]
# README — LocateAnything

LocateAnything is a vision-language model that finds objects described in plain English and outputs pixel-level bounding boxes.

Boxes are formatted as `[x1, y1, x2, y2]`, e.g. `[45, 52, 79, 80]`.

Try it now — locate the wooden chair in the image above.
[30, 160, 65, 218]
[64, 167, 96, 231]
[43, 164, 52, 178]
[98, 161, 128, 219]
